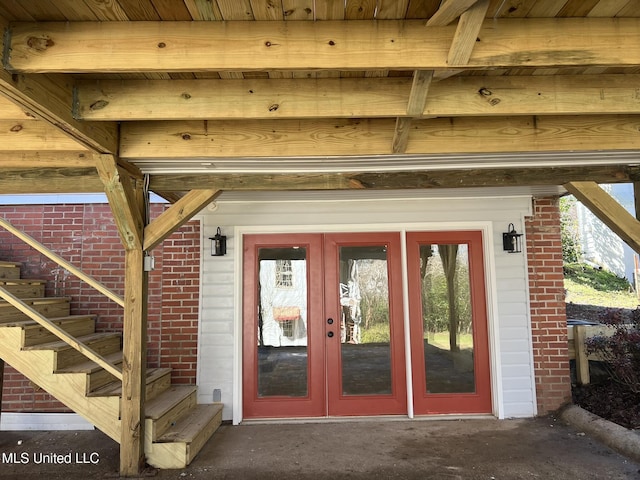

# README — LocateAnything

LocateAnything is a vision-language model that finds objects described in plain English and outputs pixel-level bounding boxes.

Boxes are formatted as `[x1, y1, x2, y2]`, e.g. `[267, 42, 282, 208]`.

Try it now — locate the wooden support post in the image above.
[120, 248, 148, 476]
[574, 325, 590, 385]
[633, 182, 640, 222]
[0, 359, 4, 423]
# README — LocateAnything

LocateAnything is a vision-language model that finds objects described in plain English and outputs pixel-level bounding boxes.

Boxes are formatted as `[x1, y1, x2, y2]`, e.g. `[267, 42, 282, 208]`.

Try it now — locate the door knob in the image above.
[327, 331, 334, 338]
[327, 318, 334, 325]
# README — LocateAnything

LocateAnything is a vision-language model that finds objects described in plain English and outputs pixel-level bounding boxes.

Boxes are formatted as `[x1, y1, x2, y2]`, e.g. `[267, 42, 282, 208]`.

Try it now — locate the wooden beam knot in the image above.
[26, 36, 54, 51]
[89, 100, 109, 111]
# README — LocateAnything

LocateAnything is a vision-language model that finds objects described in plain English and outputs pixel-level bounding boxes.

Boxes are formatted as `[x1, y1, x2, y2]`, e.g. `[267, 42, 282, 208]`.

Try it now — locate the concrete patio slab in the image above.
[0, 414, 638, 479]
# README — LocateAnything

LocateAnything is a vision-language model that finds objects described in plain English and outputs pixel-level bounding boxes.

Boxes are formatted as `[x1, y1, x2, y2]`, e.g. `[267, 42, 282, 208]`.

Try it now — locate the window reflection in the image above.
[339, 246, 392, 396]
[257, 247, 308, 397]
[419, 244, 475, 394]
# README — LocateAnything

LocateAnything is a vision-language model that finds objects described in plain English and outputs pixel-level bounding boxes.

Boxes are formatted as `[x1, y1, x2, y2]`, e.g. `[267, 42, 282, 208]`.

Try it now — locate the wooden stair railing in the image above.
[0, 217, 124, 379]
[0, 286, 122, 380]
[0, 217, 124, 307]
[0, 219, 224, 469]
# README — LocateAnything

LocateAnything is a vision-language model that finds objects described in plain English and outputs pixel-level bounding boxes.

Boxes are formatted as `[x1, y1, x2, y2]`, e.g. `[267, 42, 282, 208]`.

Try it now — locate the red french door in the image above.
[242, 232, 407, 419]
[406, 231, 492, 414]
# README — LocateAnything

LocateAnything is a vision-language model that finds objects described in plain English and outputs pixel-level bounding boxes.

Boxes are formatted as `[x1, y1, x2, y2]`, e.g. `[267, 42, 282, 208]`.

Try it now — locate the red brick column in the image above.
[526, 197, 572, 414]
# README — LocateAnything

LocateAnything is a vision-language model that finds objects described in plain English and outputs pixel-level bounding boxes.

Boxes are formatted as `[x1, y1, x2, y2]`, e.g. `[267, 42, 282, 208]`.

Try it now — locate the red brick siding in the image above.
[0, 204, 200, 412]
[526, 197, 572, 414]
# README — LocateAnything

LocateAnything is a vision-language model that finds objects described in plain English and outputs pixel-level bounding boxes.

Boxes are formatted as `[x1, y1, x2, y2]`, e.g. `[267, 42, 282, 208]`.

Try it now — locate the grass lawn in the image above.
[564, 263, 638, 308]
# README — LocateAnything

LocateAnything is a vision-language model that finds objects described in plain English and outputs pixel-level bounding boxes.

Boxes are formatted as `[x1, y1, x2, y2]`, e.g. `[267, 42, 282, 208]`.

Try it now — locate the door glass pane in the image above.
[339, 245, 392, 395]
[419, 244, 475, 394]
[257, 247, 308, 397]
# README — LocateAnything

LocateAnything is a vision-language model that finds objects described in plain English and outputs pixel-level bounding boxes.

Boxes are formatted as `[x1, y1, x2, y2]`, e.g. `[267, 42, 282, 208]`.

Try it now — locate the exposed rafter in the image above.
[0, 16, 117, 154]
[148, 165, 640, 192]
[0, 151, 95, 168]
[119, 115, 640, 160]
[74, 74, 640, 121]
[6, 19, 640, 72]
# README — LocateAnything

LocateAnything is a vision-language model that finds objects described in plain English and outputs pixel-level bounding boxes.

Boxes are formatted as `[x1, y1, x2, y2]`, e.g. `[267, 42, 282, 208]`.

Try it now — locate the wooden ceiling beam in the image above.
[564, 181, 640, 253]
[0, 165, 637, 195]
[6, 19, 640, 72]
[0, 151, 96, 167]
[75, 74, 640, 121]
[0, 167, 103, 193]
[0, 75, 119, 153]
[119, 115, 640, 159]
[0, 17, 118, 153]
[148, 165, 640, 192]
[0, 120, 89, 150]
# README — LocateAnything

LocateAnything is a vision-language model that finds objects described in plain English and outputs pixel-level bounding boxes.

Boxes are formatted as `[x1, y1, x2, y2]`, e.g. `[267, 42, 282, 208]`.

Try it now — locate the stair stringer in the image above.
[0, 326, 121, 441]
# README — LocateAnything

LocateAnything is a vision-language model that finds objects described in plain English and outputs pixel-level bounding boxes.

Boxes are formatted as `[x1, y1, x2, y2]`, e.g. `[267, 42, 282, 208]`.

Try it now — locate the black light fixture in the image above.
[503, 223, 523, 253]
[210, 227, 227, 256]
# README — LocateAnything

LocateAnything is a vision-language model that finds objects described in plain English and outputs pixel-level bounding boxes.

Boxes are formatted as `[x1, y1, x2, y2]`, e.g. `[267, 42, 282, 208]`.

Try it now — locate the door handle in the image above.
[327, 318, 334, 325]
[327, 331, 334, 338]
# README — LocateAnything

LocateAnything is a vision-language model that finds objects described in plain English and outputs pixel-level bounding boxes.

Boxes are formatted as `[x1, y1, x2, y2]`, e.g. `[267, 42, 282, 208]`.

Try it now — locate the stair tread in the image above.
[155, 404, 223, 444]
[56, 350, 123, 374]
[0, 261, 21, 267]
[0, 296, 71, 305]
[146, 385, 197, 420]
[23, 331, 121, 351]
[10, 314, 96, 329]
[89, 367, 171, 396]
[0, 279, 47, 285]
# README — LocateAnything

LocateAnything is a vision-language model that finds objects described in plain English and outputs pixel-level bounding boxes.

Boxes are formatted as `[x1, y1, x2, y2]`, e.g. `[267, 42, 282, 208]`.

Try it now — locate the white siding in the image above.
[197, 190, 536, 421]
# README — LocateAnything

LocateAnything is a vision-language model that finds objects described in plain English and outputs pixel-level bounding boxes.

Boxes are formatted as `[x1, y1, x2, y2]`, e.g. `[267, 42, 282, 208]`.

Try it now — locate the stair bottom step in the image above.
[146, 403, 223, 469]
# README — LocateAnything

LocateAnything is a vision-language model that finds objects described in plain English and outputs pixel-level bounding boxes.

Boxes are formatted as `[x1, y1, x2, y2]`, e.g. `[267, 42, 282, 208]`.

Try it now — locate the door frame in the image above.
[232, 223, 502, 425]
[406, 230, 492, 415]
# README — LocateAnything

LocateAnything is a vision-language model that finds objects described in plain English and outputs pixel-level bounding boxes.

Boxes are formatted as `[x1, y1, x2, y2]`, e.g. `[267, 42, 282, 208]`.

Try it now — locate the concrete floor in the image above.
[0, 414, 639, 479]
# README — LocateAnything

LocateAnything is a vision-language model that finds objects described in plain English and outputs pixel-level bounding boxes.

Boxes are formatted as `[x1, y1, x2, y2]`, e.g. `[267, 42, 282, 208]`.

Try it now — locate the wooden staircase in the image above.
[0, 260, 223, 469]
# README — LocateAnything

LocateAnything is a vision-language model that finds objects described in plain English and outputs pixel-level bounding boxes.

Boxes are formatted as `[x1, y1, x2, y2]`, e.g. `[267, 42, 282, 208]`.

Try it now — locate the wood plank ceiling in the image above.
[2, 0, 640, 200]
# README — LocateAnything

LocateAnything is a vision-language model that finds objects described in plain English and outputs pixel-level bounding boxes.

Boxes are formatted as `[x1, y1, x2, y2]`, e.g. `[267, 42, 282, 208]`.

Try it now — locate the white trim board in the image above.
[0, 413, 94, 431]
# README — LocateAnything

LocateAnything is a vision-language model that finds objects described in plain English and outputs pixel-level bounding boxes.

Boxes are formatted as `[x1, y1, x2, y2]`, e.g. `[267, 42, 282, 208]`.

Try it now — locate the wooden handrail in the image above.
[0, 287, 122, 380]
[0, 217, 124, 307]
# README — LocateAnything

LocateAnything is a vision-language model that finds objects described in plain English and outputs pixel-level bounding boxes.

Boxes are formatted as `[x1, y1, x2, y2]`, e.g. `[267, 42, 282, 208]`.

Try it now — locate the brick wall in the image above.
[0, 204, 200, 412]
[526, 197, 572, 414]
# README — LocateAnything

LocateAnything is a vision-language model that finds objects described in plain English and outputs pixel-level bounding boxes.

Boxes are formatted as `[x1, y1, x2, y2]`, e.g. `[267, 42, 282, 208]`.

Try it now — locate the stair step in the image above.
[89, 367, 172, 402]
[0, 279, 46, 298]
[146, 386, 198, 442]
[57, 350, 124, 394]
[147, 403, 223, 469]
[24, 332, 122, 371]
[21, 315, 96, 347]
[0, 261, 21, 279]
[0, 297, 71, 323]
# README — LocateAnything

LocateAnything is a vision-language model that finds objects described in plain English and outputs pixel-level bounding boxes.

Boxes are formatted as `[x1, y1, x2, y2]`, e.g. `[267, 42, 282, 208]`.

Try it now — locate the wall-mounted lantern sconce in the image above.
[210, 227, 227, 256]
[502, 223, 523, 253]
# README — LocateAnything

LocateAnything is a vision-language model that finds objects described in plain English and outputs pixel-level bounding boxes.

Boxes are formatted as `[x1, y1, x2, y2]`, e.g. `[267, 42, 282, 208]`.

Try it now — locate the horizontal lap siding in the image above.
[199, 192, 541, 420]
